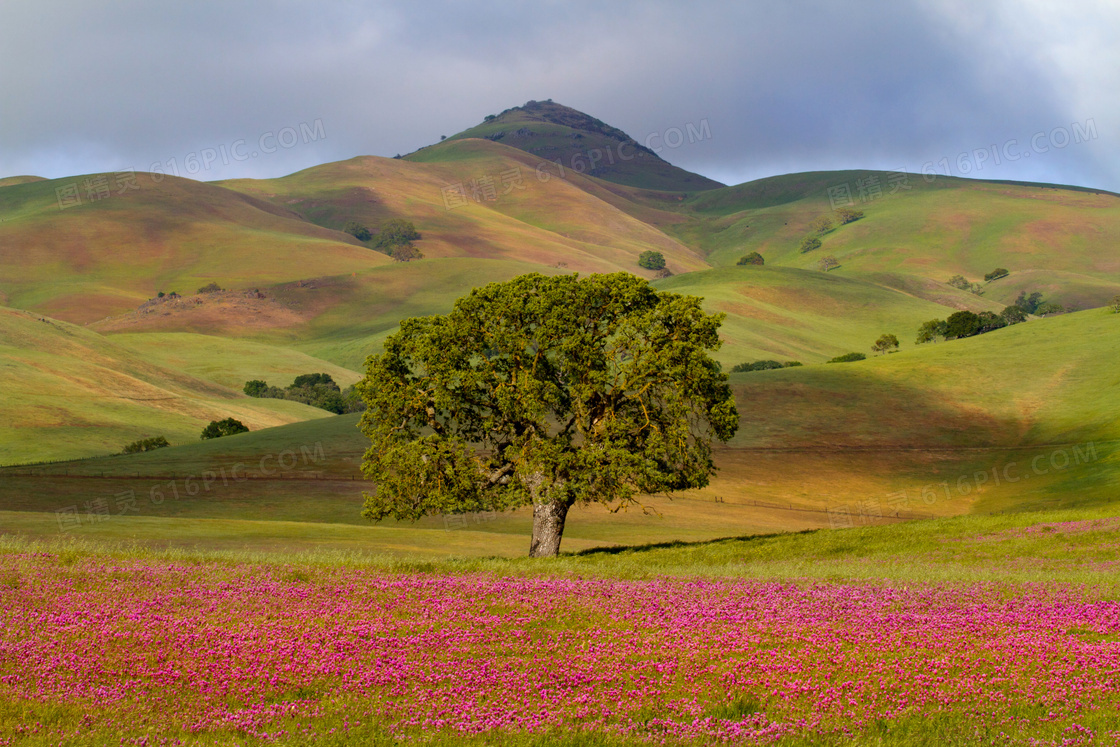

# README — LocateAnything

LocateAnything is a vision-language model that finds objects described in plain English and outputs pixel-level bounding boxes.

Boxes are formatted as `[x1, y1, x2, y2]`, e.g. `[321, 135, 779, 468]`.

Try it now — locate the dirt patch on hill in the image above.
[89, 289, 311, 335]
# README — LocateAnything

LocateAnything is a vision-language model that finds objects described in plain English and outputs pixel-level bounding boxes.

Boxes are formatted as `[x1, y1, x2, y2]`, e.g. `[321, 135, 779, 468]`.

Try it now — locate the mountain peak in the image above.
[420, 100, 724, 193]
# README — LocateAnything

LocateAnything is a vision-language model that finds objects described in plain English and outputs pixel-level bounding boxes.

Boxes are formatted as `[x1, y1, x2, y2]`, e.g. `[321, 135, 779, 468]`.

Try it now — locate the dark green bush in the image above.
[799, 236, 822, 253]
[200, 418, 248, 440]
[122, 436, 170, 454]
[827, 352, 866, 363]
[637, 251, 666, 270]
[737, 252, 764, 266]
[984, 268, 1010, 282]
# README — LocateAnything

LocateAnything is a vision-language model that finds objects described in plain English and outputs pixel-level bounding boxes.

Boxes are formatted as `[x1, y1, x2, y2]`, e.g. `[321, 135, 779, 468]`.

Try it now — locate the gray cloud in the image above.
[1, 0, 1116, 191]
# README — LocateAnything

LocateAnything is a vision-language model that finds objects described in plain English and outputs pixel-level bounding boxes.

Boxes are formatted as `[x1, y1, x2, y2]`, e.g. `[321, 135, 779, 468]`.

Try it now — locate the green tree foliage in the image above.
[737, 252, 764, 266]
[827, 352, 866, 363]
[871, 334, 900, 355]
[817, 255, 840, 272]
[944, 310, 982, 339]
[915, 319, 948, 344]
[799, 236, 822, 253]
[808, 215, 834, 235]
[977, 311, 1007, 333]
[834, 207, 864, 224]
[637, 251, 666, 270]
[390, 243, 424, 262]
[357, 272, 739, 557]
[243, 379, 268, 397]
[122, 436, 170, 454]
[200, 418, 248, 440]
[1001, 305, 1028, 324]
[372, 219, 421, 250]
[1034, 302, 1065, 316]
[344, 221, 372, 242]
[197, 282, 222, 294]
[984, 268, 1010, 282]
[1015, 291, 1044, 314]
[1110, 295, 1120, 313]
[292, 373, 336, 388]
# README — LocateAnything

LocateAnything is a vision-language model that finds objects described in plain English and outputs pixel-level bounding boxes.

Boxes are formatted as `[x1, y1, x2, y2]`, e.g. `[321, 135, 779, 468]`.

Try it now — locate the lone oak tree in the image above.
[357, 272, 739, 557]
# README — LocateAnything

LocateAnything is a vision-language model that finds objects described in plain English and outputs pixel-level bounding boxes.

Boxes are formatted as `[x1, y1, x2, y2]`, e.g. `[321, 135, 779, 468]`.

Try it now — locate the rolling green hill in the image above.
[4, 307, 1115, 554]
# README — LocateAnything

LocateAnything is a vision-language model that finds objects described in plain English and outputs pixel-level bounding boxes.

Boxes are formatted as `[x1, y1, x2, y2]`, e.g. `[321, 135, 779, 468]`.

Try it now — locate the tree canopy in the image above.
[357, 272, 739, 557]
[637, 251, 666, 270]
[200, 418, 248, 440]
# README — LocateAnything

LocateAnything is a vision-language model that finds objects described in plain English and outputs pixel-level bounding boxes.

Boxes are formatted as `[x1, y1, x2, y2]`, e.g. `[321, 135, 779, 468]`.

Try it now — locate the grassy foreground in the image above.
[2, 504, 1120, 746]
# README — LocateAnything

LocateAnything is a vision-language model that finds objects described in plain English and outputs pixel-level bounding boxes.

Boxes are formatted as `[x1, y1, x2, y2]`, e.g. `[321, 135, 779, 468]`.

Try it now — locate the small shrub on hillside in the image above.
[200, 418, 248, 440]
[243, 379, 268, 397]
[783, 361, 803, 367]
[1110, 295, 1120, 313]
[654, 267, 673, 279]
[984, 267, 1010, 282]
[834, 207, 864, 224]
[799, 236, 822, 253]
[344, 221, 372, 242]
[827, 352, 866, 363]
[1014, 291, 1044, 314]
[122, 436, 170, 454]
[637, 251, 666, 270]
[737, 252, 764, 266]
[197, 282, 222, 294]
[871, 334, 899, 355]
[818, 255, 840, 272]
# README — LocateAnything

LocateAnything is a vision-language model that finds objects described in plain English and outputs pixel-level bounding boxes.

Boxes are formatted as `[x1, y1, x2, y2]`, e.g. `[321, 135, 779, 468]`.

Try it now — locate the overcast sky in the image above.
[2, 0, 1117, 191]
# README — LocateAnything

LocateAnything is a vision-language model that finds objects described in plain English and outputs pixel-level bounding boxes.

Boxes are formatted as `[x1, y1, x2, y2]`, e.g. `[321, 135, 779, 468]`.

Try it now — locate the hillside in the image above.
[670, 170, 1120, 311]
[0, 307, 345, 464]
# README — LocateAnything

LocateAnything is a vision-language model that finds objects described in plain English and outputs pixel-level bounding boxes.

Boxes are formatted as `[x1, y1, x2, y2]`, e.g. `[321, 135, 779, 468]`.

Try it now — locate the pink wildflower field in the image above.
[2, 551, 1119, 745]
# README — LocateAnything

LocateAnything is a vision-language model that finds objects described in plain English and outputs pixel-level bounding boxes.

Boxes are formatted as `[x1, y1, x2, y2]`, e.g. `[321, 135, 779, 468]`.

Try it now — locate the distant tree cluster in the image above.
[638, 251, 666, 271]
[730, 359, 803, 373]
[344, 221, 372, 242]
[1110, 295, 1120, 313]
[122, 436, 170, 454]
[737, 252, 764, 266]
[827, 352, 866, 363]
[345, 219, 423, 260]
[834, 207, 864, 224]
[915, 307, 1027, 344]
[197, 282, 223, 294]
[947, 275, 984, 295]
[201, 418, 248, 440]
[243, 373, 363, 414]
[1014, 291, 1065, 316]
[984, 268, 1010, 282]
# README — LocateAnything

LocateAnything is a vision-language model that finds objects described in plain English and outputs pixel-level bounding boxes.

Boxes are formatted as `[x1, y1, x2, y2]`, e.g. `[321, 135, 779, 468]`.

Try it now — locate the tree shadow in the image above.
[567, 528, 820, 557]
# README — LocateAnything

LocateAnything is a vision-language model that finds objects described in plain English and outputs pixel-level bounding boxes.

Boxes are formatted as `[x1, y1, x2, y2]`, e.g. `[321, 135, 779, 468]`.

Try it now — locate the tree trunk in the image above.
[529, 498, 572, 558]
